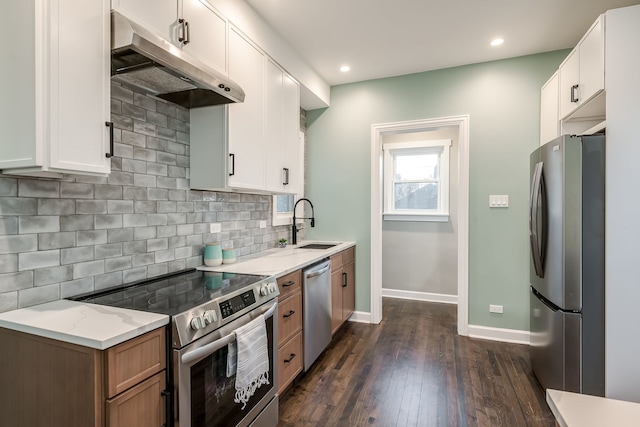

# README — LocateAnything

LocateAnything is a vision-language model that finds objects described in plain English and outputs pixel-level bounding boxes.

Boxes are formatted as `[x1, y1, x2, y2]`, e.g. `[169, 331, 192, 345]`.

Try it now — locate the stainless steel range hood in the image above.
[111, 11, 244, 108]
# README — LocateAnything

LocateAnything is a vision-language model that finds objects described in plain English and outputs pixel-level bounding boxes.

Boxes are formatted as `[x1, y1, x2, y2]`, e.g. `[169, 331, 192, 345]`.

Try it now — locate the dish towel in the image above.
[227, 315, 270, 409]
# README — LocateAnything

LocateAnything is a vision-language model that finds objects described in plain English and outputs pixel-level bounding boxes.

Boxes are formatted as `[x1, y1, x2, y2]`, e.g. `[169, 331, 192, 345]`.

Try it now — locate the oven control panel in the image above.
[219, 290, 257, 319]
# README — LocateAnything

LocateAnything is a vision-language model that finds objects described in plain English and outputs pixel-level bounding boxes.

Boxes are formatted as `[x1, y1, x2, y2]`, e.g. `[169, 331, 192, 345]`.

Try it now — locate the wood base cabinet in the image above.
[331, 247, 356, 335]
[106, 372, 166, 427]
[276, 269, 304, 395]
[0, 326, 167, 427]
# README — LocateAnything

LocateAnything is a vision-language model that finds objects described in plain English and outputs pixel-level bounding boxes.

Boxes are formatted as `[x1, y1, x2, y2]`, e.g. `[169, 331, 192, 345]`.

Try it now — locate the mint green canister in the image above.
[203, 243, 222, 267]
[222, 248, 236, 264]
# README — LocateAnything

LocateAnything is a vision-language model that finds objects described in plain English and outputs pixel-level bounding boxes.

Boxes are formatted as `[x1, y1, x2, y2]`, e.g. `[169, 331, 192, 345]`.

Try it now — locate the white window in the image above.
[383, 139, 451, 222]
[272, 194, 295, 226]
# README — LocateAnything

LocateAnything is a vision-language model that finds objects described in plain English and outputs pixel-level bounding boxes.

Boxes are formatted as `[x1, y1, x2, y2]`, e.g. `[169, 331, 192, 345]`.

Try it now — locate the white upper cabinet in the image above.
[0, 0, 111, 177]
[111, 0, 178, 43]
[558, 16, 605, 120]
[265, 60, 301, 194]
[265, 59, 286, 192]
[226, 27, 266, 190]
[540, 71, 559, 146]
[190, 27, 266, 192]
[282, 73, 302, 195]
[111, 0, 227, 74]
[181, 0, 226, 73]
[190, 26, 302, 195]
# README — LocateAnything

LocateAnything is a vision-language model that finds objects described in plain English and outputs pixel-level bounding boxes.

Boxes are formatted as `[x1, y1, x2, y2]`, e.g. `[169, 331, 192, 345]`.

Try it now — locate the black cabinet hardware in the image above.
[229, 153, 235, 176]
[284, 353, 296, 363]
[105, 121, 114, 158]
[178, 19, 190, 44]
[570, 84, 579, 103]
[283, 310, 295, 318]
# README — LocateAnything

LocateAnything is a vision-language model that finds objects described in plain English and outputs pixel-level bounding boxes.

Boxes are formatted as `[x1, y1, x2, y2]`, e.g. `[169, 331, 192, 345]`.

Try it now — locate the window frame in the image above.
[382, 139, 451, 222]
[272, 194, 296, 226]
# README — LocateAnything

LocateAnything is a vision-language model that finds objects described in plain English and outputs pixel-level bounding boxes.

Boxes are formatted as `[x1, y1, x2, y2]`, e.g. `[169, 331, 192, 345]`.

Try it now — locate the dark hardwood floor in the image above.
[278, 298, 555, 427]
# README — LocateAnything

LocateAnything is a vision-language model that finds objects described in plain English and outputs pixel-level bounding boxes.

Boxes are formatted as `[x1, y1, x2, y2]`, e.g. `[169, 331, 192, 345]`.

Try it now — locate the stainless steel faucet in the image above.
[291, 198, 315, 245]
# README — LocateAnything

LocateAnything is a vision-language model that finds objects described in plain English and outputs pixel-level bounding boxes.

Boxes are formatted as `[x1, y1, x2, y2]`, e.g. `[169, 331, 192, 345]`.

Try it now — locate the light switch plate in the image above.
[489, 195, 509, 208]
[209, 223, 221, 233]
[259, 220, 267, 229]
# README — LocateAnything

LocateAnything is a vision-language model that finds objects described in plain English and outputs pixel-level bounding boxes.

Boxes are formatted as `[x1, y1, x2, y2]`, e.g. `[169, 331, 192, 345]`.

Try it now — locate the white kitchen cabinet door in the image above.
[51, 0, 111, 175]
[265, 60, 301, 194]
[181, 0, 227, 73]
[111, 0, 179, 44]
[227, 27, 266, 190]
[558, 48, 579, 120]
[578, 18, 605, 108]
[540, 72, 559, 146]
[0, 0, 110, 177]
[558, 16, 605, 120]
[282, 73, 301, 194]
[265, 59, 286, 192]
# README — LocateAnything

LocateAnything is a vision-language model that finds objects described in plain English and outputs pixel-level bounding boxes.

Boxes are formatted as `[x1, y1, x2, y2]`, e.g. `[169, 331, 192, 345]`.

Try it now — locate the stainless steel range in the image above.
[72, 268, 279, 427]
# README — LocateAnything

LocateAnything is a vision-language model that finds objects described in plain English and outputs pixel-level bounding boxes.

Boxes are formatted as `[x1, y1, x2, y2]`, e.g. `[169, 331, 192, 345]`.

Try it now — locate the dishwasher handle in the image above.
[305, 264, 330, 279]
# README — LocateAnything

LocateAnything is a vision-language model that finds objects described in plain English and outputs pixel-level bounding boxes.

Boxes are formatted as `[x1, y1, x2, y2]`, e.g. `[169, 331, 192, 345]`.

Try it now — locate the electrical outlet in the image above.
[209, 223, 221, 233]
[489, 304, 504, 314]
[259, 220, 267, 229]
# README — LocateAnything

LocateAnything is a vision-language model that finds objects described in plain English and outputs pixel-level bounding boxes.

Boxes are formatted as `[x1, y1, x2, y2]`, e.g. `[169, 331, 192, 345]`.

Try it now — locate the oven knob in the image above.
[268, 282, 277, 293]
[259, 285, 268, 296]
[203, 310, 217, 324]
[190, 316, 206, 331]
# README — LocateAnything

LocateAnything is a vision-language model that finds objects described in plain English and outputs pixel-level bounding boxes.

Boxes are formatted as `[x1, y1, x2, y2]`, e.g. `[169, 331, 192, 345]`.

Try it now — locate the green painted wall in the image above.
[305, 50, 569, 331]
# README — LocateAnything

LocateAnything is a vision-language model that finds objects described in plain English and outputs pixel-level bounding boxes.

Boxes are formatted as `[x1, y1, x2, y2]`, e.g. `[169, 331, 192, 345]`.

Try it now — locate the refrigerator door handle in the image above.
[532, 286, 560, 312]
[529, 162, 546, 278]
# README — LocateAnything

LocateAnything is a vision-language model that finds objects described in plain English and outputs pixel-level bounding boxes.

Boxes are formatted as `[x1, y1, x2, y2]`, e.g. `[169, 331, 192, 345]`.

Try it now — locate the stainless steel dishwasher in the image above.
[303, 258, 332, 371]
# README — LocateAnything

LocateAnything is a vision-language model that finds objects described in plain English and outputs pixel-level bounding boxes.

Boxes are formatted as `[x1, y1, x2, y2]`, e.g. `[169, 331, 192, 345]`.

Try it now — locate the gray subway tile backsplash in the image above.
[0, 83, 292, 313]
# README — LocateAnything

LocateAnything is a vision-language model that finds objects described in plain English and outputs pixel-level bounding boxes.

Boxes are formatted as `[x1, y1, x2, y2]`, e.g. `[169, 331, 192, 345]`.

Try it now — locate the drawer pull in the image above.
[282, 280, 295, 287]
[283, 310, 295, 318]
[284, 353, 296, 363]
[342, 272, 347, 287]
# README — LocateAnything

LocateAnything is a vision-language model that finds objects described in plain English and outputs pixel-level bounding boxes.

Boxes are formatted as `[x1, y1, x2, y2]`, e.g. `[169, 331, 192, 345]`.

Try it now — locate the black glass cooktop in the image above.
[70, 269, 268, 317]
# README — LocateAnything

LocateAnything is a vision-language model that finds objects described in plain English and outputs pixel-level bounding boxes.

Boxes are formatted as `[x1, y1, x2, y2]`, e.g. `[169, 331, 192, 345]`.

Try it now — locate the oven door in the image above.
[174, 300, 278, 427]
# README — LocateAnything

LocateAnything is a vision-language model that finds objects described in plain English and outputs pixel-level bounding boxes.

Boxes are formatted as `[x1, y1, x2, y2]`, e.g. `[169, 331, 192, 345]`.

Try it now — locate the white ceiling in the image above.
[245, 0, 640, 86]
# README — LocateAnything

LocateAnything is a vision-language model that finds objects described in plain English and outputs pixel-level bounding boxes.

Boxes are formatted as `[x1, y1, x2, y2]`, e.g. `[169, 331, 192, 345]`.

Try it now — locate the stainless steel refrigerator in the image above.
[529, 134, 605, 396]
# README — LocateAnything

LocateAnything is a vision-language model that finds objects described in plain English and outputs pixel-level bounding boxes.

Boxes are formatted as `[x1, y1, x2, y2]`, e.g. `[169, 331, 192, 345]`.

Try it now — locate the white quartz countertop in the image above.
[0, 299, 169, 350]
[0, 241, 353, 350]
[198, 241, 355, 277]
[547, 389, 640, 427]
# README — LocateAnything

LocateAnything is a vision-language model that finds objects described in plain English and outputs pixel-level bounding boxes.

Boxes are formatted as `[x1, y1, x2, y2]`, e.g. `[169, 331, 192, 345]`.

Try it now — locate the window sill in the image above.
[383, 212, 449, 222]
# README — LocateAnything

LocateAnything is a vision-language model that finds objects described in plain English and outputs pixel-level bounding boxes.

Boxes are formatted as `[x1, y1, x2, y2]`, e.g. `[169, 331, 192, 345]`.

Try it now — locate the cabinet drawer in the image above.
[106, 371, 166, 427]
[278, 269, 302, 299]
[342, 247, 355, 265]
[331, 247, 355, 271]
[106, 328, 166, 398]
[277, 332, 303, 395]
[278, 291, 302, 346]
[330, 253, 343, 271]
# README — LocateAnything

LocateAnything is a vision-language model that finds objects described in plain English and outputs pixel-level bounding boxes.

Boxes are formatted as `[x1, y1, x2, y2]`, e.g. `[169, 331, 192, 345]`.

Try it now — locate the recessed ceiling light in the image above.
[491, 38, 504, 47]
[340, 65, 351, 72]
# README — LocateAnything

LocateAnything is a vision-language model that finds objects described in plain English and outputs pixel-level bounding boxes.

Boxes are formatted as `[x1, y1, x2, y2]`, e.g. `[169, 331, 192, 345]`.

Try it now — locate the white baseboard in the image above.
[345, 311, 531, 346]
[467, 324, 530, 345]
[381, 288, 458, 305]
[348, 311, 371, 324]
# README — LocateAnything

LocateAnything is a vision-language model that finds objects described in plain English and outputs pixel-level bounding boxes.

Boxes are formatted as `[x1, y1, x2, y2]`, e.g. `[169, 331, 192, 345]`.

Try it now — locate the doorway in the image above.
[370, 116, 470, 335]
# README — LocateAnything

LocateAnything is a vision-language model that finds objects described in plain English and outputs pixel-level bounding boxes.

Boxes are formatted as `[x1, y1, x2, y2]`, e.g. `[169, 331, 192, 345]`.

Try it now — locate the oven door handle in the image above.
[180, 301, 277, 366]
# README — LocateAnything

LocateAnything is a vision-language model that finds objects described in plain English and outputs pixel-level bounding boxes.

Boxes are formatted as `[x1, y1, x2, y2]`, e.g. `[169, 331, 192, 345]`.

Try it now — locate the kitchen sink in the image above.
[297, 243, 338, 250]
